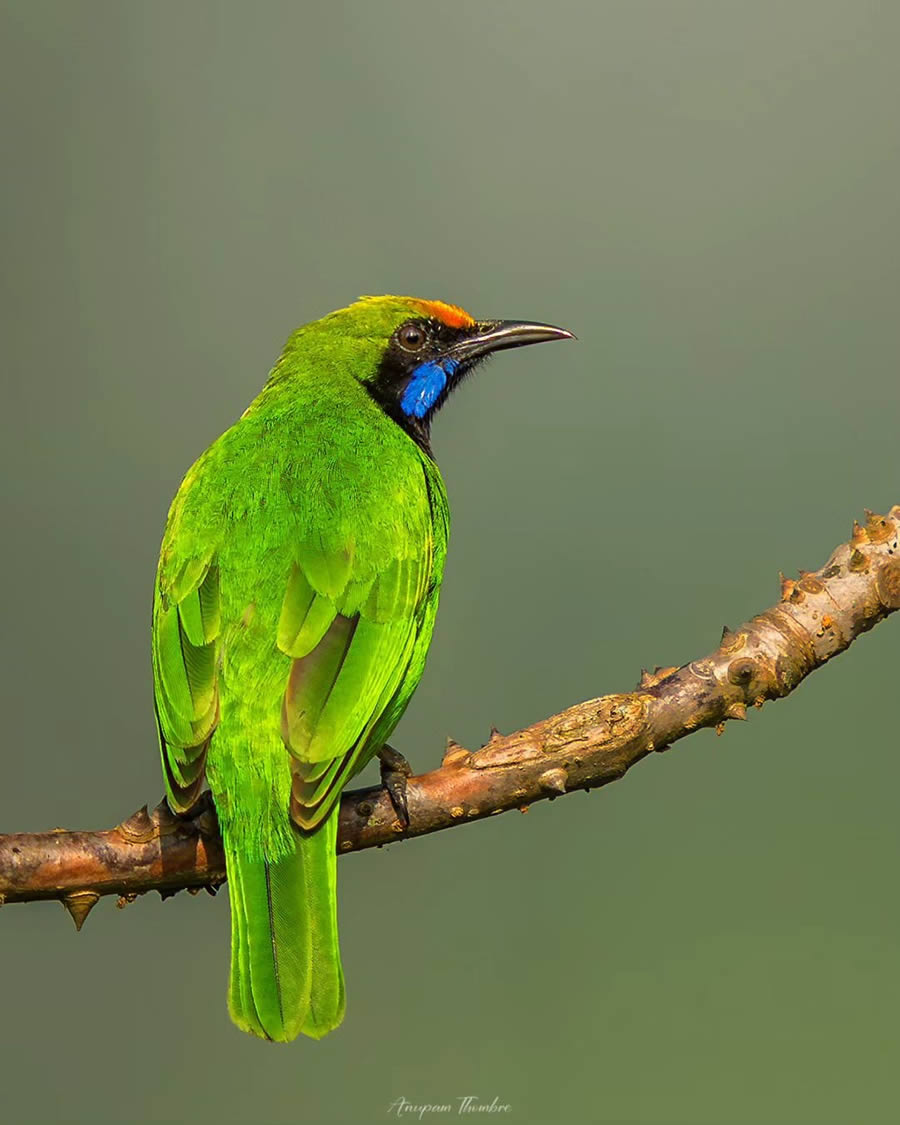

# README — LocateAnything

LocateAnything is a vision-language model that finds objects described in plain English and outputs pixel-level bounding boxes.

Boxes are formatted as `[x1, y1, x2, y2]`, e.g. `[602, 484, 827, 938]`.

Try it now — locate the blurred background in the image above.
[1, 1, 898, 1122]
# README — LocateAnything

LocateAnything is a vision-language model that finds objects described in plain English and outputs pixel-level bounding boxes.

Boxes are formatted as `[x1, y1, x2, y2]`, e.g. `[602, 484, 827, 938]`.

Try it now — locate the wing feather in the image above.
[277, 563, 340, 658]
[283, 464, 446, 832]
[153, 553, 221, 812]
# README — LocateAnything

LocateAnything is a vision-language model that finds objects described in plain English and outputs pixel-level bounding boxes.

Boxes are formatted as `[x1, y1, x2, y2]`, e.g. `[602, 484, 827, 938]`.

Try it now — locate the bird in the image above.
[151, 295, 574, 1041]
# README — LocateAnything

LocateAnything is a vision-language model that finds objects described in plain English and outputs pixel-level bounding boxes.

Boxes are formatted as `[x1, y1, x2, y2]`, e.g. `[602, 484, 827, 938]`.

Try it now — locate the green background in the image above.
[1, 2, 898, 1122]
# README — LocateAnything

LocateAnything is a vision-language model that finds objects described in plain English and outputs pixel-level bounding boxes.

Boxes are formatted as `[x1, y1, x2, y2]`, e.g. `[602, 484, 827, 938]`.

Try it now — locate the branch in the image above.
[2, 505, 898, 930]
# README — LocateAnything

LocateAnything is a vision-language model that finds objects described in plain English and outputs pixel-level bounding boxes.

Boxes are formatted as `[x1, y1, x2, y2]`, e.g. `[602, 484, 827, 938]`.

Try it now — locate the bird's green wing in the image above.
[152, 544, 222, 812]
[283, 474, 446, 831]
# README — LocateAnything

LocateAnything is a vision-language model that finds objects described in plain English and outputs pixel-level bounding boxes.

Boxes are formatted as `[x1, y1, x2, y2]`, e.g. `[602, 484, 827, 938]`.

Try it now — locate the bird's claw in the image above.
[378, 744, 413, 830]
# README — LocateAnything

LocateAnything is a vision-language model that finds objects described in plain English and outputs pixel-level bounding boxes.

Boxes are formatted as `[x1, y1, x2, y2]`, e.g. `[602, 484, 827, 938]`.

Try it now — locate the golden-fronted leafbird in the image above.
[152, 295, 574, 1041]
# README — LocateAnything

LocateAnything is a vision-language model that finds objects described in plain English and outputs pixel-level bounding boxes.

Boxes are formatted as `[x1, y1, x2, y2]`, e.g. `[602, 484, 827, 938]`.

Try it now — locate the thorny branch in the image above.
[1, 506, 898, 931]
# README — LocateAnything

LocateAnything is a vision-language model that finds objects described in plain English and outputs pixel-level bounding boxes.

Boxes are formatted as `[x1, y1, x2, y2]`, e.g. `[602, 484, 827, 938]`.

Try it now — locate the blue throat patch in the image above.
[400, 358, 458, 419]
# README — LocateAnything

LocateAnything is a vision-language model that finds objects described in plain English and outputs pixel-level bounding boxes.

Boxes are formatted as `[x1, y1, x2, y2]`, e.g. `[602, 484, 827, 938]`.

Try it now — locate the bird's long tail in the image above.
[225, 809, 345, 1042]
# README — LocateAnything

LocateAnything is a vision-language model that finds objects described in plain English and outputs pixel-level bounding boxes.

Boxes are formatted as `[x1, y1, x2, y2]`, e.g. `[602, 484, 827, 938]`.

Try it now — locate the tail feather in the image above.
[226, 810, 345, 1042]
[228, 857, 267, 1039]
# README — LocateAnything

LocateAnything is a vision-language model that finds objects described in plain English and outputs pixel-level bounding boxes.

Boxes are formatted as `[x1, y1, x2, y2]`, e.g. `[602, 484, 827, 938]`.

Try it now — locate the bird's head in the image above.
[278, 295, 575, 453]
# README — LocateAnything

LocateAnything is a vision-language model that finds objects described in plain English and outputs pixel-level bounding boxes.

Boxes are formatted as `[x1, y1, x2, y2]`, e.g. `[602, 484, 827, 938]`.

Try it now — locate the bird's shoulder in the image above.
[157, 385, 448, 615]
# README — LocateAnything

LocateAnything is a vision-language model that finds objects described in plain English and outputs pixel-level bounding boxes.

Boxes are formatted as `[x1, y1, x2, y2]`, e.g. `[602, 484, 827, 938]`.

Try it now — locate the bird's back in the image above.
[154, 368, 448, 860]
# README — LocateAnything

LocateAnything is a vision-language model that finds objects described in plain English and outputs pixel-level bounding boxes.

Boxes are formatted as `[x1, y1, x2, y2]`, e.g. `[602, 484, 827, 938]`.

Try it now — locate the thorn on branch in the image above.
[63, 890, 99, 932]
[116, 805, 155, 843]
[538, 768, 568, 795]
[442, 737, 470, 766]
[720, 629, 746, 655]
[849, 548, 869, 572]
[638, 666, 679, 689]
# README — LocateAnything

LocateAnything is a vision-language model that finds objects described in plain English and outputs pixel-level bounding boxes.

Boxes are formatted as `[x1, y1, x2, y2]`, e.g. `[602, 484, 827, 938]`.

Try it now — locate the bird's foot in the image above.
[378, 744, 413, 830]
[163, 789, 212, 819]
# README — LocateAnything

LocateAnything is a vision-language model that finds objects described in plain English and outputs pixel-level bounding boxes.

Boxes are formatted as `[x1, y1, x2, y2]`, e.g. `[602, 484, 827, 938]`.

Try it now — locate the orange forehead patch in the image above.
[412, 299, 475, 329]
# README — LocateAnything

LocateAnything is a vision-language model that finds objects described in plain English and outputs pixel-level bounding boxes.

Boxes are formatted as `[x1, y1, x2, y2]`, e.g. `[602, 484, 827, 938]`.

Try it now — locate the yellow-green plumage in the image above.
[153, 297, 450, 1041]
[152, 295, 571, 1041]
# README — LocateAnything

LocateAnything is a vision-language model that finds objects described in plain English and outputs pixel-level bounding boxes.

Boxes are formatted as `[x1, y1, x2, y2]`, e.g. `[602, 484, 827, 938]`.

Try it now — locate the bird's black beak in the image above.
[449, 320, 576, 364]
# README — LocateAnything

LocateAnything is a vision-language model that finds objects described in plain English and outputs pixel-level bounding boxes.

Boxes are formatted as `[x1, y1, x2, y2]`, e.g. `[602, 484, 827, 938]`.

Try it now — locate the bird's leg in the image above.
[378, 744, 413, 829]
[159, 789, 218, 832]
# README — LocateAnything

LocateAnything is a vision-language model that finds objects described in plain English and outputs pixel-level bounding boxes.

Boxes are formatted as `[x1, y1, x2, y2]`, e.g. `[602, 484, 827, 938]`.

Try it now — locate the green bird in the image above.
[152, 295, 573, 1041]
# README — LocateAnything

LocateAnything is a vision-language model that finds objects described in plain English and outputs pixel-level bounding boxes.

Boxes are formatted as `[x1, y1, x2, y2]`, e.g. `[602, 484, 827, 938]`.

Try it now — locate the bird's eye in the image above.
[397, 322, 427, 352]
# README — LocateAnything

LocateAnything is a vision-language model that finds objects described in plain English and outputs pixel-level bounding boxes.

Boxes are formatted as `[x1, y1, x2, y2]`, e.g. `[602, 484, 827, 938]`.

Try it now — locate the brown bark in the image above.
[1, 505, 898, 930]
